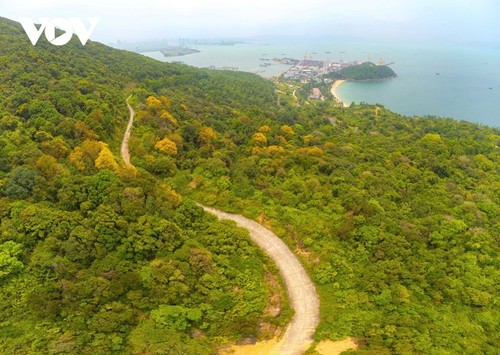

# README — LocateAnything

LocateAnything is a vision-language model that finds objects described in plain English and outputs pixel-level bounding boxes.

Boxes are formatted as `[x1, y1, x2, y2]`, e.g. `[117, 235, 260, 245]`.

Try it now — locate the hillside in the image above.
[1, 16, 499, 355]
[0, 17, 290, 354]
[182, 102, 499, 354]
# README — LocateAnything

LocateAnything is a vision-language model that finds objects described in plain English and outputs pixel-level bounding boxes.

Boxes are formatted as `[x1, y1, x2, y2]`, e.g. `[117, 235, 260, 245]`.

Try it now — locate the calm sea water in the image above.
[142, 39, 500, 127]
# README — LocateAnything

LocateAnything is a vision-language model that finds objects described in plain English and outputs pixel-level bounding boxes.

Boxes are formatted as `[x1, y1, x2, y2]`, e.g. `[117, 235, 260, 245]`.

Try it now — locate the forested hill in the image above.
[0, 16, 290, 354]
[1, 15, 499, 355]
[340, 62, 396, 81]
[0, 16, 276, 142]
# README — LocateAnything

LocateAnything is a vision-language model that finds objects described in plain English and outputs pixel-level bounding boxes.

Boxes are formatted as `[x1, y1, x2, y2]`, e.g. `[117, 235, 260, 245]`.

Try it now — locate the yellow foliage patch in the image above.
[155, 137, 178, 156]
[281, 124, 294, 136]
[199, 127, 217, 146]
[160, 110, 178, 125]
[297, 146, 324, 157]
[95, 146, 119, 171]
[252, 132, 267, 146]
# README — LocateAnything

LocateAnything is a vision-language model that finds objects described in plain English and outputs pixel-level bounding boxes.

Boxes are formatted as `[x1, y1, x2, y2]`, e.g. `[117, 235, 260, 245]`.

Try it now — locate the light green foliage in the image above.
[151, 304, 202, 331]
[0, 241, 24, 279]
[0, 15, 498, 355]
[128, 320, 211, 354]
[178, 100, 499, 354]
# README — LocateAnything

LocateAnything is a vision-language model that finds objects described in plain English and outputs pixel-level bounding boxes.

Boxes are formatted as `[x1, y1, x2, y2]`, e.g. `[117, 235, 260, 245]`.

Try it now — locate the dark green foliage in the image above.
[340, 62, 396, 80]
[5, 166, 37, 199]
[0, 172, 273, 353]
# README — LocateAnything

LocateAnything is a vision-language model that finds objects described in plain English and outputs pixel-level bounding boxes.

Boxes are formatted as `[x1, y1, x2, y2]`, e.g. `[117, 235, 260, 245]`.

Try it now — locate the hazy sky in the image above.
[2, 0, 499, 44]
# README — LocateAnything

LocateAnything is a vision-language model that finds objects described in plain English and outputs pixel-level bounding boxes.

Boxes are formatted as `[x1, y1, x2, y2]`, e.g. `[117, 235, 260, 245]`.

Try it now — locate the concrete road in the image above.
[199, 205, 320, 355]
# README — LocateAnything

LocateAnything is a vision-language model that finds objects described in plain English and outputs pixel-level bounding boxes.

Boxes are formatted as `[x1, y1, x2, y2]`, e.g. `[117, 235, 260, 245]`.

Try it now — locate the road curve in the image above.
[120, 98, 320, 354]
[121, 95, 134, 166]
[198, 205, 320, 355]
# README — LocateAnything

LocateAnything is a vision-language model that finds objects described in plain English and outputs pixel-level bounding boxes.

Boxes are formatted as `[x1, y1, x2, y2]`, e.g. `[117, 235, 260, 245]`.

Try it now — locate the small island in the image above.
[110, 40, 201, 57]
[160, 47, 200, 57]
[319, 61, 396, 81]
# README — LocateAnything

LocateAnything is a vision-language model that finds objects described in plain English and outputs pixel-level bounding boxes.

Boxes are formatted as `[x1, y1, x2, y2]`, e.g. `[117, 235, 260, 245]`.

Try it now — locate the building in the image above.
[308, 87, 322, 100]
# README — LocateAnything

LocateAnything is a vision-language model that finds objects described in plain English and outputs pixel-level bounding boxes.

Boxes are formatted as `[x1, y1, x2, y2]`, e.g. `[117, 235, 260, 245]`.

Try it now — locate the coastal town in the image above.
[202, 55, 364, 105]
[276, 57, 362, 81]
[200, 53, 395, 107]
[116, 38, 395, 107]
[269, 56, 396, 107]
[277, 57, 362, 105]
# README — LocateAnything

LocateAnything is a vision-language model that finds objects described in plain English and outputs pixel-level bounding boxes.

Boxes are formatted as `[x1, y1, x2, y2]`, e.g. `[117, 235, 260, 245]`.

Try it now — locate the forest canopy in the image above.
[339, 62, 396, 80]
[0, 16, 498, 355]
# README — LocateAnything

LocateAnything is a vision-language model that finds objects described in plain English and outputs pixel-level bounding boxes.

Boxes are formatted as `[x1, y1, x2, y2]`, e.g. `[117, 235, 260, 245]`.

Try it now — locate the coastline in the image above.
[331, 80, 349, 107]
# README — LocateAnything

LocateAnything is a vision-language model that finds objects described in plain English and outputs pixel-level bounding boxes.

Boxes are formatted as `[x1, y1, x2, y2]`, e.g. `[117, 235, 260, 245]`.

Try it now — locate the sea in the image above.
[141, 38, 500, 127]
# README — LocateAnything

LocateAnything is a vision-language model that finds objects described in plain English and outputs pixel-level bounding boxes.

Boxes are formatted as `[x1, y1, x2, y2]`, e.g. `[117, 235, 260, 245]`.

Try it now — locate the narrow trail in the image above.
[292, 88, 300, 106]
[121, 95, 134, 167]
[120, 98, 320, 354]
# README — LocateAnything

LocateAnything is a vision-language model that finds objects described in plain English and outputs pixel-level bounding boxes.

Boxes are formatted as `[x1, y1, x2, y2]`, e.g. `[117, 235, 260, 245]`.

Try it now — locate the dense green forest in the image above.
[0, 17, 290, 354]
[135, 93, 499, 354]
[325, 61, 396, 81]
[1, 16, 499, 354]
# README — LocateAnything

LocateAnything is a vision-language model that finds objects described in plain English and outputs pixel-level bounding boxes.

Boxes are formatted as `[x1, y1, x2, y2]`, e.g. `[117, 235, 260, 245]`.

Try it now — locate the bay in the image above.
[142, 38, 500, 127]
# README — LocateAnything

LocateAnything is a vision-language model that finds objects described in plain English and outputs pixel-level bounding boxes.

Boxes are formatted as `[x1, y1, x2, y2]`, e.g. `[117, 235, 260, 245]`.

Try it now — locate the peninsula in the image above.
[336, 61, 397, 81]
[281, 58, 396, 82]
[276, 57, 396, 106]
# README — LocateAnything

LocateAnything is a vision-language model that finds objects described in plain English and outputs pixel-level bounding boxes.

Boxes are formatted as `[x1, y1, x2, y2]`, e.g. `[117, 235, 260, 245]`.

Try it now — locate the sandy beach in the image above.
[330, 80, 350, 107]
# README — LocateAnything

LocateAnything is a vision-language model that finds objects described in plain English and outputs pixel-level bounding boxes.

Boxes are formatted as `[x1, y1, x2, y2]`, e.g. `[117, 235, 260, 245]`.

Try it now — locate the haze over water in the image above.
[143, 38, 500, 127]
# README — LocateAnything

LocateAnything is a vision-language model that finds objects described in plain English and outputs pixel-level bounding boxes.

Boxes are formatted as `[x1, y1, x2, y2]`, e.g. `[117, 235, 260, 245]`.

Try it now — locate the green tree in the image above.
[0, 241, 24, 279]
[151, 305, 202, 331]
[5, 166, 38, 199]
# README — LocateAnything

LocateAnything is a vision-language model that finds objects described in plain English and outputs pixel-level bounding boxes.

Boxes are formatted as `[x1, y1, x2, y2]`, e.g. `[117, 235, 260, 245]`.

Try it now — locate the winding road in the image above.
[120, 98, 320, 354]
[199, 206, 320, 355]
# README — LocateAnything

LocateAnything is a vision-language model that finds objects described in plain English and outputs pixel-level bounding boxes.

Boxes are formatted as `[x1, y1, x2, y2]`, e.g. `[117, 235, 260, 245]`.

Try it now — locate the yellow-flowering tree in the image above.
[146, 96, 162, 114]
[258, 125, 271, 134]
[95, 146, 119, 171]
[155, 137, 178, 156]
[252, 132, 267, 146]
[160, 111, 177, 125]
[198, 127, 217, 147]
[281, 124, 295, 137]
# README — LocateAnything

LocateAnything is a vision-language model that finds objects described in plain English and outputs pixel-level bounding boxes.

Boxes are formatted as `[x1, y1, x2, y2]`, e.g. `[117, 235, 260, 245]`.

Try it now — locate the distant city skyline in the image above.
[2, 0, 499, 44]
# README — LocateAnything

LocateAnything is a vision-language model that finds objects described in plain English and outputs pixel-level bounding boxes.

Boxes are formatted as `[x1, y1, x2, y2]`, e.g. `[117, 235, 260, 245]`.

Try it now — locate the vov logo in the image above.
[20, 17, 99, 46]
